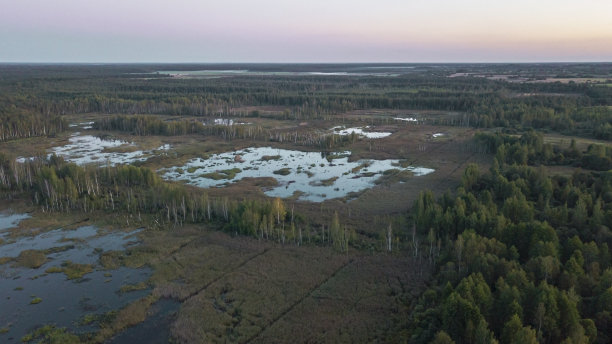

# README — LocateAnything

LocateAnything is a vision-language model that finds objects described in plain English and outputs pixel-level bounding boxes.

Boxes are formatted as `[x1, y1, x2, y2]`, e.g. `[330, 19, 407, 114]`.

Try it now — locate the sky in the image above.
[1, 0, 611, 63]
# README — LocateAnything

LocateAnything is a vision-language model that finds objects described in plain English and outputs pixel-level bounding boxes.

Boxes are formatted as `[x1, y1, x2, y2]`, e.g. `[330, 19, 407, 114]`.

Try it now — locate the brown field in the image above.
[107, 226, 431, 344]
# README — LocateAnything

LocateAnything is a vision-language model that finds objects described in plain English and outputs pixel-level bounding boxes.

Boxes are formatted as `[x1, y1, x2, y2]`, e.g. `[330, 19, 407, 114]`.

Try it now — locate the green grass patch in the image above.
[119, 281, 149, 293]
[21, 325, 79, 343]
[351, 162, 371, 173]
[45, 245, 76, 253]
[319, 176, 339, 186]
[200, 172, 226, 180]
[383, 168, 401, 175]
[201, 168, 242, 180]
[62, 261, 94, 280]
[273, 168, 291, 176]
[46, 261, 93, 280]
[396, 160, 412, 168]
[80, 313, 99, 326]
[92, 294, 158, 343]
[261, 155, 281, 161]
[326, 152, 350, 162]
[45, 266, 63, 273]
[16, 250, 47, 269]
[99, 250, 124, 270]
[30, 297, 43, 304]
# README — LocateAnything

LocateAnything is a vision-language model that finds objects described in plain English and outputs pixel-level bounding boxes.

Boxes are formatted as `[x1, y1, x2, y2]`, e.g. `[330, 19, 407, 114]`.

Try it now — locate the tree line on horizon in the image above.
[1, 64, 611, 143]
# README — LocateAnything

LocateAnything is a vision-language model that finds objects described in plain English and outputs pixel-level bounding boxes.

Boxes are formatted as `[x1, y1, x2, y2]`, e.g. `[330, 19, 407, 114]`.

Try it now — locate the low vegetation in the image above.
[46, 261, 94, 280]
[16, 250, 47, 268]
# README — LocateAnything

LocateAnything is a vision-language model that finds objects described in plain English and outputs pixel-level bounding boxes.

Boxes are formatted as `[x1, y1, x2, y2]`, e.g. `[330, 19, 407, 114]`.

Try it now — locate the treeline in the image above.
[469, 99, 612, 138]
[93, 114, 359, 149]
[0, 153, 349, 248]
[0, 103, 67, 142]
[93, 115, 266, 138]
[475, 131, 612, 171]
[2, 64, 611, 139]
[405, 144, 612, 342]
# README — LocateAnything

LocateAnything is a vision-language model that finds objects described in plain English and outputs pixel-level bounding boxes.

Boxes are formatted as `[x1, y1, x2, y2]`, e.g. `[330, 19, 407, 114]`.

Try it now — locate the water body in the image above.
[208, 118, 250, 126]
[330, 126, 392, 139]
[69, 121, 94, 130]
[0, 222, 150, 343]
[0, 213, 31, 239]
[17, 134, 170, 166]
[157, 70, 400, 78]
[161, 147, 434, 202]
[394, 117, 419, 122]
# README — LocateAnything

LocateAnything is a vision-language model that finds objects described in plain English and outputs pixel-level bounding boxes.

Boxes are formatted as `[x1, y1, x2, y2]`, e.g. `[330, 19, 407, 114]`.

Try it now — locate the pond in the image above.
[394, 117, 419, 122]
[0, 212, 31, 238]
[207, 118, 251, 126]
[161, 147, 434, 202]
[17, 133, 170, 166]
[69, 121, 94, 129]
[0, 220, 151, 343]
[330, 126, 392, 139]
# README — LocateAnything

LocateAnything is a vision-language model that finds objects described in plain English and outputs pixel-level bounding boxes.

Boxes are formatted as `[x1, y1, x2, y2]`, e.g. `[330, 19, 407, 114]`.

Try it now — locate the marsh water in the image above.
[156, 69, 401, 78]
[161, 147, 434, 202]
[0, 214, 151, 343]
[18, 132, 433, 202]
[51, 134, 170, 166]
[330, 126, 392, 138]
[0, 213, 31, 238]
[18, 133, 170, 166]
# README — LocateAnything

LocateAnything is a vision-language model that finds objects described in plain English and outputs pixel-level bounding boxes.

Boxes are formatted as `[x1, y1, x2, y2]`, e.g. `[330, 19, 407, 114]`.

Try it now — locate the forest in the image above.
[408, 137, 612, 343]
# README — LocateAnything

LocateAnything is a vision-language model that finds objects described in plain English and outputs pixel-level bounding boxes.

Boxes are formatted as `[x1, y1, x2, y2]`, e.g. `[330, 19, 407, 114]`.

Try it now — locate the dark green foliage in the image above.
[0, 103, 67, 142]
[475, 131, 612, 171]
[407, 137, 611, 343]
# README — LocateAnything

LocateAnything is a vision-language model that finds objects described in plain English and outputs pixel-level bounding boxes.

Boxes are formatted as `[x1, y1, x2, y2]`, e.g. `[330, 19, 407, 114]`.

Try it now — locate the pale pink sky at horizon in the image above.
[1, 0, 611, 62]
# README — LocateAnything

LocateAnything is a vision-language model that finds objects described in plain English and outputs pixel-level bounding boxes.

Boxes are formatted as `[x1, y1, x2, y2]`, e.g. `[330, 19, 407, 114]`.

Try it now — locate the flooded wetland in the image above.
[161, 146, 434, 202]
[0, 213, 150, 343]
[2, 62, 602, 343]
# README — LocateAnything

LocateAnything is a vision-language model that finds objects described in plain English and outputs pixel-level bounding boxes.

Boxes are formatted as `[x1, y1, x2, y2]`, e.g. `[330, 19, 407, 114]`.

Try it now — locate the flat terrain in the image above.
[1, 63, 610, 343]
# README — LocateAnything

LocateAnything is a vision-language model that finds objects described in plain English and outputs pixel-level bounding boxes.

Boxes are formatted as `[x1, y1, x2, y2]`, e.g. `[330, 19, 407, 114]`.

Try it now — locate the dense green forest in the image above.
[406, 134, 612, 343]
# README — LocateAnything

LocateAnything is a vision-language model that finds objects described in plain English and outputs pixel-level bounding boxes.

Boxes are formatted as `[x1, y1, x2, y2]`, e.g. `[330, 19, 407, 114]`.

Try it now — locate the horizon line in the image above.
[1, 61, 612, 65]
